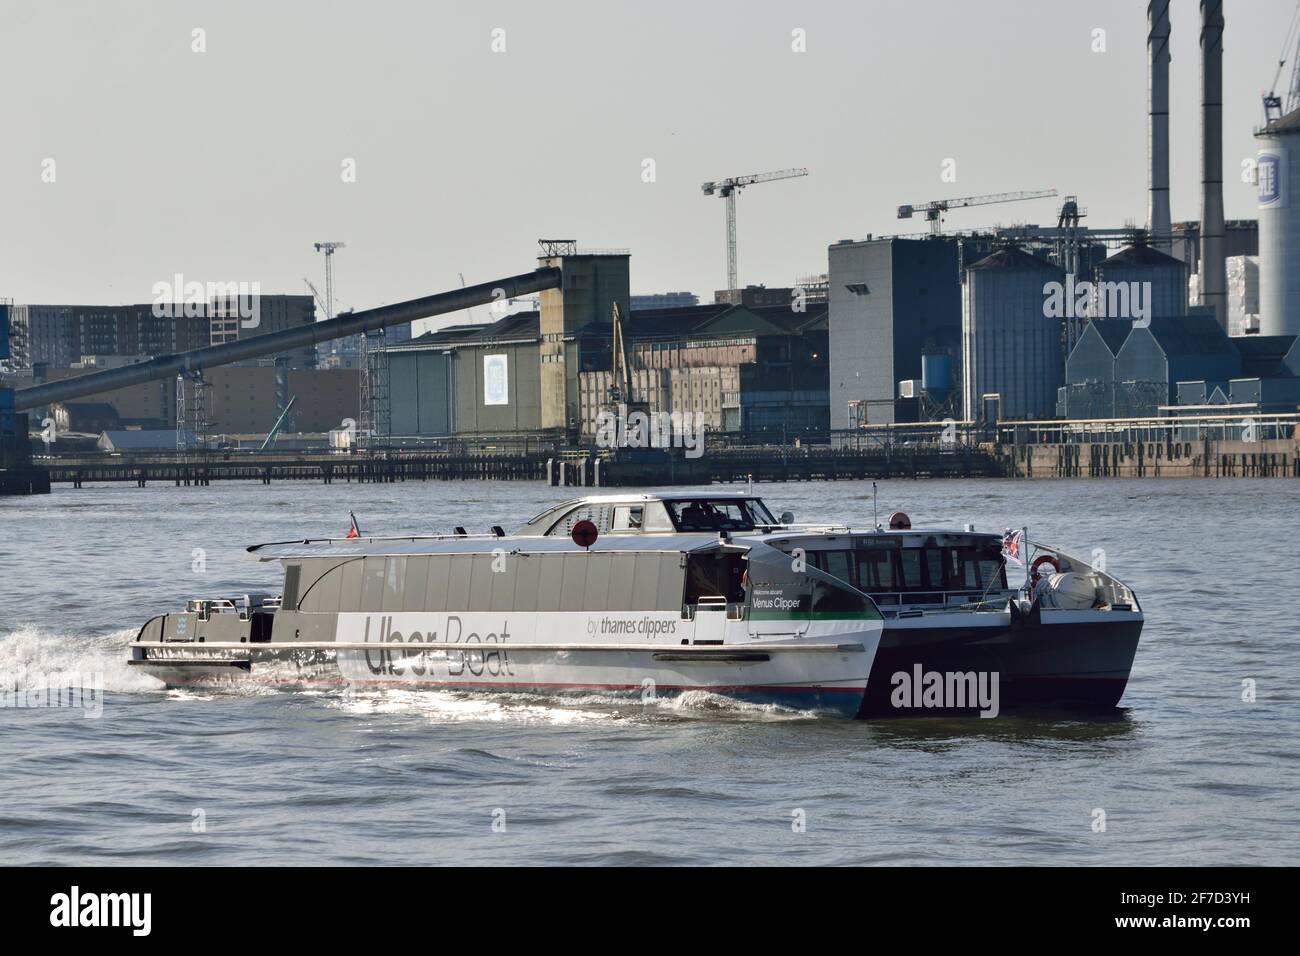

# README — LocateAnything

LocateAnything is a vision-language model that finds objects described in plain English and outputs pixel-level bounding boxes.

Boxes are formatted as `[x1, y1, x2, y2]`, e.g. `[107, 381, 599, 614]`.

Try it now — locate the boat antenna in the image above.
[872, 481, 879, 530]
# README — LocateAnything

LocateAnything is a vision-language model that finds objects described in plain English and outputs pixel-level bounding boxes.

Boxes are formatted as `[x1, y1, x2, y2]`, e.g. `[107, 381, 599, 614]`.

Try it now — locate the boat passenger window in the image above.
[856, 548, 895, 591]
[424, 556, 451, 612]
[611, 506, 643, 531]
[641, 502, 674, 532]
[468, 555, 495, 611]
[683, 552, 746, 605]
[402, 557, 429, 612]
[341, 559, 365, 610]
[896, 549, 924, 591]
[667, 498, 774, 532]
[282, 564, 302, 611]
[949, 545, 1007, 591]
[923, 549, 945, 592]
[382, 557, 407, 611]
[546, 505, 609, 536]
[536, 554, 563, 612]
[301, 563, 342, 612]
[811, 579, 872, 615]
[360, 557, 386, 611]
[560, 554, 588, 611]
[820, 550, 854, 587]
[606, 554, 638, 611]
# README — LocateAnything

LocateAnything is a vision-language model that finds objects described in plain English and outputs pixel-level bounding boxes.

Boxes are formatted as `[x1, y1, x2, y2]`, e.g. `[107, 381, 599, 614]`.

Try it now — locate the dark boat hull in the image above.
[858, 610, 1143, 717]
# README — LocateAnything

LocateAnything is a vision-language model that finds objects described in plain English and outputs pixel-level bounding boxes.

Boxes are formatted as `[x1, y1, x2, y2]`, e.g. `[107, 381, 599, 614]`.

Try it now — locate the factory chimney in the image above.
[1199, 0, 1227, 330]
[1148, 1, 1172, 253]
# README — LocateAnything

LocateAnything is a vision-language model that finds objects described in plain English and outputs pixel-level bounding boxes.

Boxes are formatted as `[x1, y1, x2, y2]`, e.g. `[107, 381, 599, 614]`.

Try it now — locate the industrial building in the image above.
[377, 246, 828, 444]
[630, 292, 699, 310]
[1058, 320, 1133, 419]
[1112, 313, 1241, 417]
[827, 236, 975, 428]
[4, 363, 359, 435]
[580, 301, 828, 439]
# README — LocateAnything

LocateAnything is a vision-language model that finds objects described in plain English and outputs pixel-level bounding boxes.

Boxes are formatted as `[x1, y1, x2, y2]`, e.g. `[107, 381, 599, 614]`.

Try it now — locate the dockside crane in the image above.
[702, 167, 808, 293]
[897, 189, 1058, 235]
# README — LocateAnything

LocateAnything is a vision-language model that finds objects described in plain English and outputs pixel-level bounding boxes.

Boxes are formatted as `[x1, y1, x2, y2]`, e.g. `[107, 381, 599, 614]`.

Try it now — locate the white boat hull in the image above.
[334, 610, 881, 717]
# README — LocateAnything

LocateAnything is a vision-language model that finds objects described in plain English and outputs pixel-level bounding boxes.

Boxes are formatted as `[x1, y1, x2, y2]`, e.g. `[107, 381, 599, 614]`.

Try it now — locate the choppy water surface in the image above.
[1, 478, 1297, 865]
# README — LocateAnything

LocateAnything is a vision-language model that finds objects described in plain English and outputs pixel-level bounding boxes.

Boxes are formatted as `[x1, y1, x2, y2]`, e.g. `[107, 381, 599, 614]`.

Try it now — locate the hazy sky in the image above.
[1, 0, 1294, 329]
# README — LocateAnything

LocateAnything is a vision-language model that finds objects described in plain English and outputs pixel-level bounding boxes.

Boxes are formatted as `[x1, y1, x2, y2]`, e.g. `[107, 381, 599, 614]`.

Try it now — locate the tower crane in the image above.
[897, 189, 1058, 236]
[701, 167, 808, 293]
[303, 278, 328, 319]
[312, 242, 346, 321]
[1263, 0, 1300, 122]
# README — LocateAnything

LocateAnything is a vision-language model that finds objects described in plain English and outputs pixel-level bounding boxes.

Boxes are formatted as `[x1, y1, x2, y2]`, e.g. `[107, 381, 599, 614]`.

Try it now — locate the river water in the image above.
[0, 477, 1296, 865]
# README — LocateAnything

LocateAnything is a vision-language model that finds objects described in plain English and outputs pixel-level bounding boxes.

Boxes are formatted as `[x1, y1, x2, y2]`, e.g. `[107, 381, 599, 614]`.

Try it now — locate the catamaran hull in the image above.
[129, 611, 1142, 719]
[860, 609, 1144, 716]
[130, 610, 883, 717]
[332, 611, 880, 718]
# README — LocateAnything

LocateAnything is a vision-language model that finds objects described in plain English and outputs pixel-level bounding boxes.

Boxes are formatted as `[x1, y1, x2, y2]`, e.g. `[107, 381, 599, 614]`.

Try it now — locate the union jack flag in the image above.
[1002, 528, 1024, 560]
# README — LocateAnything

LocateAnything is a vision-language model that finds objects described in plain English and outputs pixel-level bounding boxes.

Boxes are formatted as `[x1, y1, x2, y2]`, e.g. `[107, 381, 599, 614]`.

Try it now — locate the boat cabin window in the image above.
[811, 578, 873, 615]
[666, 498, 775, 532]
[545, 503, 608, 536]
[641, 502, 674, 531]
[611, 505, 642, 531]
[804, 542, 1007, 596]
[683, 552, 747, 605]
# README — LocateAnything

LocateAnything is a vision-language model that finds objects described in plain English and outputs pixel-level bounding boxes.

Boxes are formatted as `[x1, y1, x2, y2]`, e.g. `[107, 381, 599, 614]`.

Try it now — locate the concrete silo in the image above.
[1096, 244, 1187, 319]
[961, 247, 1065, 422]
[1255, 108, 1300, 336]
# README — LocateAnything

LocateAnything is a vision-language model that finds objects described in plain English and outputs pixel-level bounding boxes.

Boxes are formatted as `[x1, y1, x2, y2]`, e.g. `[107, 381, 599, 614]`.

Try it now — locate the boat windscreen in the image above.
[666, 498, 775, 532]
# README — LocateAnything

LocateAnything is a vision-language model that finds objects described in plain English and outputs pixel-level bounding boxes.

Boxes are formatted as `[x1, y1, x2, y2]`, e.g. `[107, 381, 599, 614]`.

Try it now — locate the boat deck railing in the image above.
[185, 594, 282, 621]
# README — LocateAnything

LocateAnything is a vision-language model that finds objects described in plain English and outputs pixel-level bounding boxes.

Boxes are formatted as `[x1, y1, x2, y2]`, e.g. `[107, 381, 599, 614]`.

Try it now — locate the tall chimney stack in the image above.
[1200, 0, 1227, 329]
[1148, 1, 1172, 253]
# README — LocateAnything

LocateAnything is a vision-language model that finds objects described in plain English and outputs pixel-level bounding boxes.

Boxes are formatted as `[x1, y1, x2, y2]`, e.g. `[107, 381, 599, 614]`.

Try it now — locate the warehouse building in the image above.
[1113, 312, 1241, 416]
[379, 274, 828, 444]
[1058, 319, 1133, 419]
[579, 302, 828, 440]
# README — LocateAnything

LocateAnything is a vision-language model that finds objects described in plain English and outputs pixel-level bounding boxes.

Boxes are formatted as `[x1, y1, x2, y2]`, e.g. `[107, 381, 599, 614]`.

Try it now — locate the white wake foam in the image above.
[0, 625, 163, 693]
[333, 688, 620, 725]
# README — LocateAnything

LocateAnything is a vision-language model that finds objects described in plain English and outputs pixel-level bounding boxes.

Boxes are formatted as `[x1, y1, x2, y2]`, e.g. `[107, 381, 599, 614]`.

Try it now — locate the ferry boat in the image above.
[128, 492, 1144, 718]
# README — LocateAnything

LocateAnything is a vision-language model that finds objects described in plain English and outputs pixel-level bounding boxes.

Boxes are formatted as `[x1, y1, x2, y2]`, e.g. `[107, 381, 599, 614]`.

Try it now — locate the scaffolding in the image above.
[362, 328, 389, 449]
[175, 371, 212, 453]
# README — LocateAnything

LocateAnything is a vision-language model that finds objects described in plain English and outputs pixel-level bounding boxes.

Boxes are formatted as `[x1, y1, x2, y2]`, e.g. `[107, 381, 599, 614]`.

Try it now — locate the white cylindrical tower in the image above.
[1255, 110, 1300, 336]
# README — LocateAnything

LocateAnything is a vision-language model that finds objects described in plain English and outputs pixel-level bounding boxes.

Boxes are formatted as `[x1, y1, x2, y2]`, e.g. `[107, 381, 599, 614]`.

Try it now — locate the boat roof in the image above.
[246, 531, 736, 561]
[246, 525, 1004, 561]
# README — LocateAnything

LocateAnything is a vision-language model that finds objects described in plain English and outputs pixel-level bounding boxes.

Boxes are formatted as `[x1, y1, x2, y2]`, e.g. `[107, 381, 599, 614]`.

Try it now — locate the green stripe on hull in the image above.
[748, 610, 882, 621]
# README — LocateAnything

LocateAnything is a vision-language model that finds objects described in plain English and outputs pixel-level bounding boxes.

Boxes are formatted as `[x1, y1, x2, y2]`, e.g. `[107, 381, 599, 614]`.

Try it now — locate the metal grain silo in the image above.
[961, 247, 1064, 422]
[1255, 108, 1300, 336]
[920, 350, 953, 403]
[1096, 244, 1187, 319]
